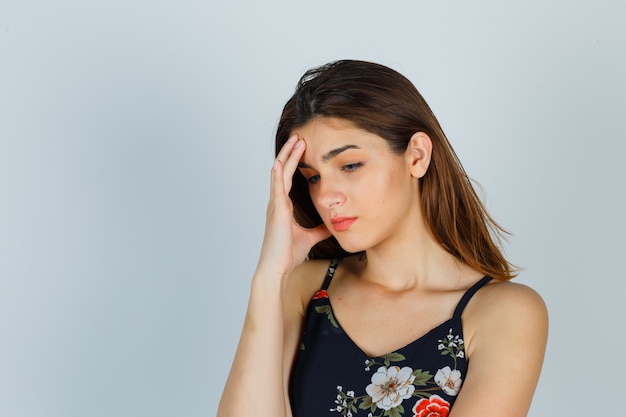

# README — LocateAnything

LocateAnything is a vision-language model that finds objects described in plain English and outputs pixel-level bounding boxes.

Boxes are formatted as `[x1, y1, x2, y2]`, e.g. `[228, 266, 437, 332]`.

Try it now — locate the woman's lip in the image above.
[330, 217, 357, 232]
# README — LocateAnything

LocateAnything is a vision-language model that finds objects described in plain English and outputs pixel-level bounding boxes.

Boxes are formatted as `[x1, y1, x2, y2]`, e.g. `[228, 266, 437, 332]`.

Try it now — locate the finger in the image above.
[275, 134, 298, 165]
[271, 157, 286, 203]
[282, 139, 305, 192]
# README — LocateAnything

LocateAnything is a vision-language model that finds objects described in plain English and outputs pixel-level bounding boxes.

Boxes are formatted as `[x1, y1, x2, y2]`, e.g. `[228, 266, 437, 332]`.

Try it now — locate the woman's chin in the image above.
[334, 237, 368, 255]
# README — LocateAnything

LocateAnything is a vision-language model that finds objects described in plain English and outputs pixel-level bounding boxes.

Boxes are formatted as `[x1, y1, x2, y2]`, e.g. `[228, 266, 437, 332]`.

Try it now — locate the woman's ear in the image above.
[405, 132, 432, 178]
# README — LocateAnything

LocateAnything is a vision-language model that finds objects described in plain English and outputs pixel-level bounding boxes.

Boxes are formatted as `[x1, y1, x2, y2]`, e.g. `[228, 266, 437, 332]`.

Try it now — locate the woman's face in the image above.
[295, 118, 423, 253]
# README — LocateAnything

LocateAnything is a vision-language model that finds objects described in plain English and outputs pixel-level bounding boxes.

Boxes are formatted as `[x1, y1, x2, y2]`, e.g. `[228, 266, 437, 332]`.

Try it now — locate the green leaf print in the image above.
[383, 352, 406, 366]
[314, 305, 339, 328]
[358, 395, 375, 412]
[385, 405, 403, 417]
[412, 390, 430, 399]
[411, 369, 433, 386]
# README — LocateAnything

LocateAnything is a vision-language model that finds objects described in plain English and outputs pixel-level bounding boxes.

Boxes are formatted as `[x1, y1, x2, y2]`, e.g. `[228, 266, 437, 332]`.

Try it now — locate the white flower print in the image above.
[434, 366, 463, 396]
[437, 328, 465, 368]
[330, 385, 358, 416]
[365, 366, 416, 410]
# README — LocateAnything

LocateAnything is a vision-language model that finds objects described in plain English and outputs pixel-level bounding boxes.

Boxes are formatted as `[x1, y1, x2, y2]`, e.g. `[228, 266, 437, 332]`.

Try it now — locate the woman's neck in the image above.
[350, 230, 480, 292]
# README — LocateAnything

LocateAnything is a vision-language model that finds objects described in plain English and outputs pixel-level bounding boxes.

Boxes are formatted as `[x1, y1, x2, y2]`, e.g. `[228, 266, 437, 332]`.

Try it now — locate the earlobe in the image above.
[406, 132, 433, 178]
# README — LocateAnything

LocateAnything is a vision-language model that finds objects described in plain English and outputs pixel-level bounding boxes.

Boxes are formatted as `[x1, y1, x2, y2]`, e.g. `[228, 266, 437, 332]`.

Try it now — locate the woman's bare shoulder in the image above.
[291, 258, 334, 278]
[464, 278, 548, 354]
[284, 259, 337, 313]
[478, 279, 547, 317]
[451, 279, 548, 416]
[290, 259, 335, 286]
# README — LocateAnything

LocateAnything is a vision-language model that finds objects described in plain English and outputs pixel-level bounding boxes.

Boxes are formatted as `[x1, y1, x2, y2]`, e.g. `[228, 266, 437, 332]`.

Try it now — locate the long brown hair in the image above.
[275, 60, 517, 281]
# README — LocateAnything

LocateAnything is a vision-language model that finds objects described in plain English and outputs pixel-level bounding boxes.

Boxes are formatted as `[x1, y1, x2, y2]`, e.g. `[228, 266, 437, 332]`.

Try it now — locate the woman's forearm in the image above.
[217, 269, 291, 417]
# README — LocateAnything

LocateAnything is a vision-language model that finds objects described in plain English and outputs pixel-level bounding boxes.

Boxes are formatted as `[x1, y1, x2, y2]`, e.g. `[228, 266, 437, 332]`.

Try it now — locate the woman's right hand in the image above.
[256, 135, 331, 279]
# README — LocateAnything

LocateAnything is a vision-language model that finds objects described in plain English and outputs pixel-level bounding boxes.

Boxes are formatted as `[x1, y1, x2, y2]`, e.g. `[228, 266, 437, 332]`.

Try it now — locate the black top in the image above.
[290, 258, 493, 417]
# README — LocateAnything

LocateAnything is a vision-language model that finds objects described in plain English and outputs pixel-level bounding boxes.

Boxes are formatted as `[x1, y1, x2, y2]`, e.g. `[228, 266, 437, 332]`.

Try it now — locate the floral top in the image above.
[290, 259, 493, 417]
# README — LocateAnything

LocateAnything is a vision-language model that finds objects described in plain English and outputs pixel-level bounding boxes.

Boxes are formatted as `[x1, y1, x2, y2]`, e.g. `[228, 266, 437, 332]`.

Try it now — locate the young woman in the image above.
[217, 60, 548, 417]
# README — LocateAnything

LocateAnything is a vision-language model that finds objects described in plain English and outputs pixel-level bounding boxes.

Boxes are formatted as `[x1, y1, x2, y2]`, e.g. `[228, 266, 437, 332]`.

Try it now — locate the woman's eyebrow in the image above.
[321, 144, 361, 162]
[298, 144, 361, 169]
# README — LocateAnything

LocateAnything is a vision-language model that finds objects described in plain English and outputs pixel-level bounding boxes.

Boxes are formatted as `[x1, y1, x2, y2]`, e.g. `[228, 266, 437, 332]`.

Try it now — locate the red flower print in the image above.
[411, 395, 450, 417]
[312, 289, 329, 300]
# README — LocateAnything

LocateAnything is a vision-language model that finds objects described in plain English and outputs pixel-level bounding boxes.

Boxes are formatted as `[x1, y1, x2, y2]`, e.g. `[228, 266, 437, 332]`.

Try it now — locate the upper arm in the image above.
[449, 282, 548, 417]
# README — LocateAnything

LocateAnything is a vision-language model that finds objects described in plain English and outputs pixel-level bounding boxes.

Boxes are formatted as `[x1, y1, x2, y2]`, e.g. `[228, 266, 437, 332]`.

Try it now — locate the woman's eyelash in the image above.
[307, 174, 321, 185]
[305, 162, 363, 185]
[342, 162, 363, 172]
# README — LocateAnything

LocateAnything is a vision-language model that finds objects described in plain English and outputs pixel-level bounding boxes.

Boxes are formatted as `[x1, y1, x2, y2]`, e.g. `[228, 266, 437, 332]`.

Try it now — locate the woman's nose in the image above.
[315, 181, 346, 209]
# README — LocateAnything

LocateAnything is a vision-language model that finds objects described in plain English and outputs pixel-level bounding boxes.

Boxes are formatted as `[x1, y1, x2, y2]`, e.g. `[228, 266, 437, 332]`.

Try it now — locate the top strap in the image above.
[321, 258, 341, 290]
[453, 276, 493, 318]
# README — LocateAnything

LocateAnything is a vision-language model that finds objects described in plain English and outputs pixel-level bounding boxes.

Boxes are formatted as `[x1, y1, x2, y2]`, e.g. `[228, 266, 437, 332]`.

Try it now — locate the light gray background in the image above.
[1, 1, 624, 416]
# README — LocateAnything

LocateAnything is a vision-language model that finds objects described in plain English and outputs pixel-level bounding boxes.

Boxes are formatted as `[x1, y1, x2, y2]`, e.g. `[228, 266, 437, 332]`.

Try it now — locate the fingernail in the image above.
[287, 135, 298, 143]
[294, 139, 303, 149]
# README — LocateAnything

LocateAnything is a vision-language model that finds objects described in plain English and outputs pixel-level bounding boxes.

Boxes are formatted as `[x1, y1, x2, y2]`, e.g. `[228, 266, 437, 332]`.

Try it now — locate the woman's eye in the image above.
[342, 162, 363, 172]
[307, 174, 321, 185]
